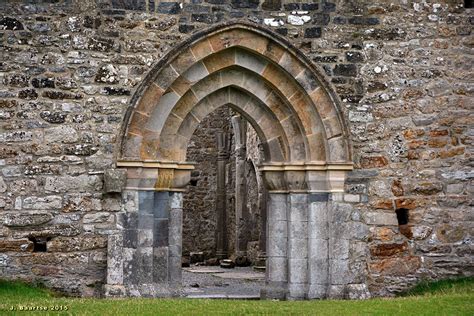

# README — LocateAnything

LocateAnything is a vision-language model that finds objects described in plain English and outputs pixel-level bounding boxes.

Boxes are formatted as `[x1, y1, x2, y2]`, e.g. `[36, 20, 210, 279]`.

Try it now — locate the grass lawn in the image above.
[0, 278, 473, 315]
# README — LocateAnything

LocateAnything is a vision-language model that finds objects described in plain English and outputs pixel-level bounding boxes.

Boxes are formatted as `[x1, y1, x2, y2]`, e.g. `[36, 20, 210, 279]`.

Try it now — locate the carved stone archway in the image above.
[106, 22, 353, 300]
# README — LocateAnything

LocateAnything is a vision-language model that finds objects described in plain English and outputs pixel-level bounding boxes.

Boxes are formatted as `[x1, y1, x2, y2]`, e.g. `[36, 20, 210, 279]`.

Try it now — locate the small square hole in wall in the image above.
[28, 237, 51, 252]
[395, 208, 409, 225]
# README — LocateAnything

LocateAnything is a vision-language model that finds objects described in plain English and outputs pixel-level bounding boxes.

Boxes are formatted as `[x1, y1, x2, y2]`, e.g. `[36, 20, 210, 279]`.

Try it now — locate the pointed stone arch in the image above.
[109, 22, 355, 300]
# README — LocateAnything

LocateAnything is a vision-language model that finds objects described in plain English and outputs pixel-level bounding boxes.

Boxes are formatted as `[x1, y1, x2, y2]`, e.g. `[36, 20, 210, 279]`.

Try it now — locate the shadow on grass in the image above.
[398, 276, 474, 297]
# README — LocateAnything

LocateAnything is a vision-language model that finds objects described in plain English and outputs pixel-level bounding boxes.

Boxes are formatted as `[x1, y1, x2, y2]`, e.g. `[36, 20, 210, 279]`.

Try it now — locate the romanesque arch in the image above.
[107, 22, 354, 300]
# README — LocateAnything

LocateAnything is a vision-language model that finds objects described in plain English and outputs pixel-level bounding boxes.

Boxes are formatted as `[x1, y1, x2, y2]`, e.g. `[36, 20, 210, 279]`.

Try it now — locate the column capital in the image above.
[259, 162, 353, 193]
[116, 160, 195, 192]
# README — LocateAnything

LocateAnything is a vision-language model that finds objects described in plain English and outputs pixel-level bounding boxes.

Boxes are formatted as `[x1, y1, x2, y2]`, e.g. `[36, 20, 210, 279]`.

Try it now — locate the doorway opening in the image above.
[182, 106, 267, 298]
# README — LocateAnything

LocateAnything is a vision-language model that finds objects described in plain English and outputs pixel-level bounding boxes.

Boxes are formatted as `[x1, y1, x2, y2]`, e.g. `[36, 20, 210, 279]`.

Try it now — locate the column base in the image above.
[260, 284, 288, 300]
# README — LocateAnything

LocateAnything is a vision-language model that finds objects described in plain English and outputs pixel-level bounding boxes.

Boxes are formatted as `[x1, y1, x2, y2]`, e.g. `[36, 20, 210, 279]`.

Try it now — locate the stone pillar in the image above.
[307, 193, 329, 299]
[257, 178, 267, 264]
[109, 161, 193, 297]
[231, 115, 248, 255]
[262, 193, 288, 299]
[168, 192, 183, 286]
[104, 233, 125, 296]
[215, 132, 229, 259]
[287, 193, 309, 299]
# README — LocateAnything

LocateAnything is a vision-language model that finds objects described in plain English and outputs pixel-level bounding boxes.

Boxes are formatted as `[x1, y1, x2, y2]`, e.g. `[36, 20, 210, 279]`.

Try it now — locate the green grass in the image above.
[0, 278, 473, 315]
[398, 277, 474, 297]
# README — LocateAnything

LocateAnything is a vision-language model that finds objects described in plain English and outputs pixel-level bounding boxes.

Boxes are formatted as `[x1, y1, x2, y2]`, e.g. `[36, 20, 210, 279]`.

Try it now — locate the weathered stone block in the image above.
[47, 235, 107, 252]
[104, 169, 127, 193]
[0, 239, 33, 252]
[45, 175, 103, 193]
[107, 234, 123, 285]
[3, 211, 53, 227]
[23, 196, 62, 210]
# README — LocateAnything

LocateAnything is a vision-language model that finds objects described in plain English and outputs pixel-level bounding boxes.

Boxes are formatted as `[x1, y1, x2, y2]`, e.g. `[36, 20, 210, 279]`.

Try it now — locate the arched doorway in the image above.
[107, 22, 353, 300]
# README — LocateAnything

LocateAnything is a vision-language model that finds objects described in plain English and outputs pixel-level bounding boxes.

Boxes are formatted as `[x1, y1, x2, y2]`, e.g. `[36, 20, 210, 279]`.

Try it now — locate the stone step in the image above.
[253, 266, 266, 272]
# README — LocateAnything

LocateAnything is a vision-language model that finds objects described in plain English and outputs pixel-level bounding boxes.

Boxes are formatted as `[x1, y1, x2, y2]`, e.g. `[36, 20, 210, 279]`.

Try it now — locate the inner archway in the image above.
[181, 105, 267, 298]
[109, 22, 353, 300]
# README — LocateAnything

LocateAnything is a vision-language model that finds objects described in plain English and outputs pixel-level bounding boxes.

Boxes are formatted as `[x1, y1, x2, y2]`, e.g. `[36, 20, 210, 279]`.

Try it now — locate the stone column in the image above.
[257, 178, 267, 264]
[168, 192, 183, 286]
[307, 193, 329, 299]
[262, 193, 288, 300]
[111, 161, 193, 297]
[231, 115, 248, 255]
[215, 132, 229, 259]
[287, 193, 309, 299]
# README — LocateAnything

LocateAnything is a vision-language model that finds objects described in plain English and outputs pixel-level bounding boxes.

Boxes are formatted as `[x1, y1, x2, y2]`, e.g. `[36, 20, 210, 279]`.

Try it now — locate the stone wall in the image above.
[0, 0, 472, 297]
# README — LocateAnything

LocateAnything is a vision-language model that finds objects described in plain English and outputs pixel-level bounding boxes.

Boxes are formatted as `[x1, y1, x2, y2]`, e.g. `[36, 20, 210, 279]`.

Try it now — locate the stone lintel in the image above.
[260, 162, 352, 193]
[117, 160, 195, 191]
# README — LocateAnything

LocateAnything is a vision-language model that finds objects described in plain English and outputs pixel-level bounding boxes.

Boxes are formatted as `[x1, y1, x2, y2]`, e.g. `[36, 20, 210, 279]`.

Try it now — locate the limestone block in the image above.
[104, 285, 126, 298]
[3, 211, 53, 227]
[135, 83, 164, 116]
[0, 238, 33, 252]
[154, 65, 179, 90]
[363, 212, 398, 226]
[329, 238, 350, 260]
[170, 48, 197, 75]
[44, 126, 78, 144]
[235, 49, 268, 74]
[23, 196, 62, 209]
[267, 256, 287, 283]
[288, 259, 308, 284]
[295, 69, 319, 92]
[104, 169, 127, 193]
[168, 256, 182, 285]
[288, 283, 307, 300]
[136, 247, 153, 283]
[267, 220, 287, 239]
[308, 238, 328, 260]
[329, 259, 351, 285]
[182, 61, 209, 83]
[170, 192, 182, 209]
[307, 284, 327, 299]
[308, 257, 329, 284]
[145, 91, 180, 132]
[203, 49, 235, 73]
[262, 63, 299, 99]
[288, 237, 308, 259]
[83, 212, 112, 224]
[347, 284, 371, 300]
[279, 52, 304, 78]
[153, 247, 169, 283]
[153, 219, 169, 247]
[190, 38, 214, 60]
[289, 220, 307, 240]
[0, 176, 6, 193]
[45, 175, 103, 193]
[267, 194, 288, 221]
[267, 236, 287, 257]
[107, 234, 124, 285]
[168, 208, 182, 247]
[137, 229, 153, 248]
[47, 235, 107, 252]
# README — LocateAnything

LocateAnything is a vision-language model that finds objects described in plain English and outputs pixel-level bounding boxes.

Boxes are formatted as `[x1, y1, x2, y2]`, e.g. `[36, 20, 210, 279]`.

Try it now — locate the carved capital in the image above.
[117, 160, 195, 191]
[260, 162, 353, 193]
